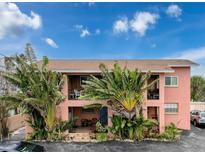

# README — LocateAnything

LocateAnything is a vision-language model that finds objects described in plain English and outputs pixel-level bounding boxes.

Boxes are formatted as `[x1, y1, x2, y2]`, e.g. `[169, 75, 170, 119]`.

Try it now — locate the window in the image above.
[165, 76, 178, 87]
[165, 103, 178, 113]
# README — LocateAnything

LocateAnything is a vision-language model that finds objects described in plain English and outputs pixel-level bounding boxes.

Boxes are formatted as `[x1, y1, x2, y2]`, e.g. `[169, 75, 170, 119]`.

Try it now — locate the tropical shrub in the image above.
[134, 116, 158, 141]
[109, 115, 158, 141]
[109, 115, 126, 139]
[159, 123, 182, 141]
[95, 121, 108, 142]
[28, 118, 75, 141]
[27, 109, 47, 140]
[96, 121, 107, 133]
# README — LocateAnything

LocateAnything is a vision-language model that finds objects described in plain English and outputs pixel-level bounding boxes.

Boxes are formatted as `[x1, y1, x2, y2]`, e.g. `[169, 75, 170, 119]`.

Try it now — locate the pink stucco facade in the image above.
[56, 65, 191, 133]
[164, 67, 191, 130]
[23, 59, 196, 136]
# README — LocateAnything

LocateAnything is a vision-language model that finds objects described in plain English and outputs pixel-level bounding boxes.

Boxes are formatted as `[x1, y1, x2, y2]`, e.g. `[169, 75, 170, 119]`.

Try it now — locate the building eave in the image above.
[53, 69, 175, 73]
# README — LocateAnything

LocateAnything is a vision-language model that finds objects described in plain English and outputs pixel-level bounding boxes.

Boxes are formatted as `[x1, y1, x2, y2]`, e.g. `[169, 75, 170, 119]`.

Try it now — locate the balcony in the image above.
[147, 75, 160, 100]
[68, 75, 101, 100]
[68, 74, 160, 100]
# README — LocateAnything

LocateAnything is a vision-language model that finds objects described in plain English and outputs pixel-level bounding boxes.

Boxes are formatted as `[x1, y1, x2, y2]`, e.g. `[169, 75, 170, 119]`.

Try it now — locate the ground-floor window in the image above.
[165, 103, 178, 113]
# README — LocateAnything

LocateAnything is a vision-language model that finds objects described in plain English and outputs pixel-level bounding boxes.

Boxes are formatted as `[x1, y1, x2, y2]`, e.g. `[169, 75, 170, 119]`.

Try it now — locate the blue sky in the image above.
[0, 2, 205, 76]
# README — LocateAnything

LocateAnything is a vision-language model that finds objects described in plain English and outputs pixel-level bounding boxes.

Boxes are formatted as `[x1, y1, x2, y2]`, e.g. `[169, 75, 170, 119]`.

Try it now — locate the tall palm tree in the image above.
[0, 44, 65, 139]
[81, 63, 157, 119]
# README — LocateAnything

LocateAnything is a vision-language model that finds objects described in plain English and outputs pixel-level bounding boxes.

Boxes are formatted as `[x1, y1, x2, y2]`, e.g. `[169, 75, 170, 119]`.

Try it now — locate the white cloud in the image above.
[113, 17, 129, 34]
[192, 64, 205, 77]
[168, 46, 205, 61]
[80, 29, 90, 38]
[95, 29, 101, 35]
[166, 4, 182, 18]
[75, 24, 90, 38]
[130, 12, 159, 37]
[165, 46, 205, 77]
[44, 38, 58, 48]
[0, 2, 42, 39]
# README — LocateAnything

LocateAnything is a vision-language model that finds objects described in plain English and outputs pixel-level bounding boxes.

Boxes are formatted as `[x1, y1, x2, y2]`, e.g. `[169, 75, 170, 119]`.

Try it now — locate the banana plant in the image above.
[0, 44, 65, 140]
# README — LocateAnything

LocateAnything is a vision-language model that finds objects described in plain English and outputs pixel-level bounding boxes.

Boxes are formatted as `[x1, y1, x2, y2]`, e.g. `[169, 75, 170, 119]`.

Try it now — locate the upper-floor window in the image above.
[165, 103, 178, 113]
[165, 76, 178, 87]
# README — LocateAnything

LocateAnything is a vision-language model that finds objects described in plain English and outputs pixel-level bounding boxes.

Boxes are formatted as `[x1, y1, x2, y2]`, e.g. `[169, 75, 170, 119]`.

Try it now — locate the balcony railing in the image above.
[69, 89, 82, 100]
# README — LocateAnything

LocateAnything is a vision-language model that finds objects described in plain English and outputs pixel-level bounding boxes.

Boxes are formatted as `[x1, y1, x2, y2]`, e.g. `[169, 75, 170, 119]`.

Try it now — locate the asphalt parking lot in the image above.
[39, 125, 205, 152]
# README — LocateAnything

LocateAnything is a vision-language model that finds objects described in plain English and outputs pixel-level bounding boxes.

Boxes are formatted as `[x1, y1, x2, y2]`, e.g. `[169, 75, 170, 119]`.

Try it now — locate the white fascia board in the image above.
[53, 69, 174, 73]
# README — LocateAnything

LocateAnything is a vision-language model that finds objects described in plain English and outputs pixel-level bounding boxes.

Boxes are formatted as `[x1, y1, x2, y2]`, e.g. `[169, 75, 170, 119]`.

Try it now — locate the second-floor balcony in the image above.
[147, 75, 160, 100]
[67, 74, 160, 100]
[68, 75, 101, 100]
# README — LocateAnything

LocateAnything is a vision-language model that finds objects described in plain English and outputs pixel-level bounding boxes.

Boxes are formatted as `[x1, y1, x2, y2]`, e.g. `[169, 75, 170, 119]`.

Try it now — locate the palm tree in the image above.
[0, 44, 65, 140]
[81, 63, 158, 119]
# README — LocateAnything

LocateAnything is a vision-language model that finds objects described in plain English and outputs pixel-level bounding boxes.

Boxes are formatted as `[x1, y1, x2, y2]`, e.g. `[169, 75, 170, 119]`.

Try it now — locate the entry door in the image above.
[147, 107, 158, 120]
[100, 107, 108, 125]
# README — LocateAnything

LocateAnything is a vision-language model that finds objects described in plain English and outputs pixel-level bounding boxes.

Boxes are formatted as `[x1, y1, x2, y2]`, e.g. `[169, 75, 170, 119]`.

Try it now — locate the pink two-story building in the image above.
[42, 59, 197, 133]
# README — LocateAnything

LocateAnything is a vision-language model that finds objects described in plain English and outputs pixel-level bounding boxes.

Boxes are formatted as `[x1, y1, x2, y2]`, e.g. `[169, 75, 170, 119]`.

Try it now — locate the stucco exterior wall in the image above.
[56, 67, 191, 133]
[7, 114, 25, 132]
[164, 67, 191, 130]
[58, 67, 190, 132]
[24, 64, 192, 139]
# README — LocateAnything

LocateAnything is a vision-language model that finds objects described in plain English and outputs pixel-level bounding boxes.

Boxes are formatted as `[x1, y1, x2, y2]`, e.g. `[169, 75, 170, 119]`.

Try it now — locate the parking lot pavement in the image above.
[40, 125, 205, 152]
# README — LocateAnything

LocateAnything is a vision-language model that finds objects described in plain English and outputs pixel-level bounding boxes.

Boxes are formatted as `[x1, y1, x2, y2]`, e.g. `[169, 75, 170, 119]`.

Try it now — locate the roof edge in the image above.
[53, 69, 175, 73]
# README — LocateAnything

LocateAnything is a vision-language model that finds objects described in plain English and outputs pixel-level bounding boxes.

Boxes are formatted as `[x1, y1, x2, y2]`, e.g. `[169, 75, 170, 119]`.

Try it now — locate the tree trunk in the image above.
[135, 103, 142, 118]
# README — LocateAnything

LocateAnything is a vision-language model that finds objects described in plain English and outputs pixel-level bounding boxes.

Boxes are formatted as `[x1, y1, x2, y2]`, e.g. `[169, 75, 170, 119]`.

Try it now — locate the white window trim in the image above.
[165, 76, 178, 87]
[165, 102, 179, 114]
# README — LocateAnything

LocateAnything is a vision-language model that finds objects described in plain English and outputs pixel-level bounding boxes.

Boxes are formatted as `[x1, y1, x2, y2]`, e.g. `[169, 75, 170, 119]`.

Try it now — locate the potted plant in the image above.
[95, 122, 108, 142]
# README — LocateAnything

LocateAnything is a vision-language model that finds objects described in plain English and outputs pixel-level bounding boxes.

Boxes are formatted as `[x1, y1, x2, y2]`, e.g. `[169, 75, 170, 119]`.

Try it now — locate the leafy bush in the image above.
[96, 132, 108, 142]
[109, 115, 126, 139]
[109, 115, 158, 141]
[28, 118, 76, 141]
[96, 121, 107, 133]
[27, 109, 48, 140]
[95, 122, 108, 142]
[159, 123, 182, 141]
[55, 118, 76, 133]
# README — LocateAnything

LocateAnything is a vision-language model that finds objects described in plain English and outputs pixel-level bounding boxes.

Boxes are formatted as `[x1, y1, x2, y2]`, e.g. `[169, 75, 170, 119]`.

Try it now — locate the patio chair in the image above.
[74, 89, 81, 98]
